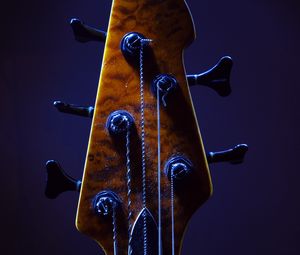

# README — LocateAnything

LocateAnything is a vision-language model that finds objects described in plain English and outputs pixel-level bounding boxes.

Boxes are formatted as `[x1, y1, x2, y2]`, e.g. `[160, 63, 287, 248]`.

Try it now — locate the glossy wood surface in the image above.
[76, 0, 212, 254]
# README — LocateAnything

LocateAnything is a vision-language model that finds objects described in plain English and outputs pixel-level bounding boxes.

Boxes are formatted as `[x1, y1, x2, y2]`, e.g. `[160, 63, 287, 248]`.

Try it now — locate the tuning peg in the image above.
[53, 101, 94, 118]
[45, 160, 81, 199]
[70, 18, 107, 43]
[187, 56, 233, 97]
[207, 144, 248, 164]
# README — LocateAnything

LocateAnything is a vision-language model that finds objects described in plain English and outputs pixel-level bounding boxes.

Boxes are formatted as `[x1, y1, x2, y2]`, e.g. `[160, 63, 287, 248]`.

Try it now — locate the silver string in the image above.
[139, 38, 151, 255]
[157, 83, 163, 255]
[112, 206, 118, 255]
[126, 127, 133, 255]
[171, 173, 175, 255]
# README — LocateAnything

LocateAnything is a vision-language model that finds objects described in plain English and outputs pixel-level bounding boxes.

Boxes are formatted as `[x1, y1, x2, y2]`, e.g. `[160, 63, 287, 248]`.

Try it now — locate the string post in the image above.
[106, 110, 134, 136]
[165, 156, 193, 181]
[151, 74, 178, 107]
[120, 32, 151, 59]
[93, 191, 121, 217]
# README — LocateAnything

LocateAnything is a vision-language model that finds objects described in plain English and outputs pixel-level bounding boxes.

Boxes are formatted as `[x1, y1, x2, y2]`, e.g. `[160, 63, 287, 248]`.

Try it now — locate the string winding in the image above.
[139, 38, 151, 255]
[125, 126, 133, 255]
[112, 206, 118, 255]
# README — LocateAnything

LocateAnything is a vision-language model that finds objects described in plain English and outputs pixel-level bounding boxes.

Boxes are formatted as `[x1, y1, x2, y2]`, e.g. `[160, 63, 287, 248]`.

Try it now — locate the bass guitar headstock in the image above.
[44, 1, 248, 254]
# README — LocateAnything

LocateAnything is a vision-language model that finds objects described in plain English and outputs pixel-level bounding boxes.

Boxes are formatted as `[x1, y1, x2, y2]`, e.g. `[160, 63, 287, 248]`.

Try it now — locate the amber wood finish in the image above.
[76, 0, 213, 254]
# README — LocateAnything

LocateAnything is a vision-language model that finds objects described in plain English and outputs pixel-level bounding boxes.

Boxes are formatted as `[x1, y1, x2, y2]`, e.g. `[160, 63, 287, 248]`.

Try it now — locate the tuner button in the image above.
[70, 18, 107, 43]
[207, 144, 249, 164]
[165, 156, 193, 181]
[53, 101, 94, 118]
[187, 56, 233, 97]
[45, 160, 81, 199]
[93, 191, 121, 217]
[106, 110, 134, 136]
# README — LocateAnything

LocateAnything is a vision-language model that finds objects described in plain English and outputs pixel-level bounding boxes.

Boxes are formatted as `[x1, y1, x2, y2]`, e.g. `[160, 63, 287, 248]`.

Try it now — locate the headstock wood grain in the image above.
[45, 0, 249, 254]
[76, 0, 212, 254]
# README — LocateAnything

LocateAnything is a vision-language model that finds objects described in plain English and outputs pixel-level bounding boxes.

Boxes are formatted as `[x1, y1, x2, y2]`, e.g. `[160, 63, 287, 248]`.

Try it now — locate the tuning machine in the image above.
[70, 18, 107, 43]
[53, 101, 94, 118]
[45, 160, 81, 199]
[207, 144, 248, 164]
[187, 56, 233, 97]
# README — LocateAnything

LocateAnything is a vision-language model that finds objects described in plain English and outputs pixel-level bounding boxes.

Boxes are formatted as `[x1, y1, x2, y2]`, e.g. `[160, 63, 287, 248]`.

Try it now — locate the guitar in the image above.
[45, 0, 248, 254]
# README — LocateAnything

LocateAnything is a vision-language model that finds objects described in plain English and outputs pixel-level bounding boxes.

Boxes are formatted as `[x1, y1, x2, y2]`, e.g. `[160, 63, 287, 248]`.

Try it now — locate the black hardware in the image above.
[106, 110, 134, 136]
[70, 18, 107, 43]
[187, 56, 233, 97]
[93, 191, 121, 217]
[120, 32, 150, 59]
[165, 156, 193, 181]
[207, 144, 249, 164]
[53, 101, 94, 118]
[151, 74, 178, 106]
[45, 160, 81, 199]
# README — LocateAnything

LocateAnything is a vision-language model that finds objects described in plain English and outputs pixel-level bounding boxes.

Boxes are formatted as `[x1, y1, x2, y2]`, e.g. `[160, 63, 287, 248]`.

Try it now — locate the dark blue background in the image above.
[1, 0, 299, 254]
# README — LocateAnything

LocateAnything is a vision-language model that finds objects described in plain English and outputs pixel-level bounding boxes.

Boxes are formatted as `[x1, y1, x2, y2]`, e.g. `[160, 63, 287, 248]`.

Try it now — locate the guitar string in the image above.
[157, 81, 176, 255]
[156, 84, 162, 255]
[125, 126, 133, 255]
[139, 38, 152, 255]
[171, 173, 175, 255]
[112, 206, 118, 255]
